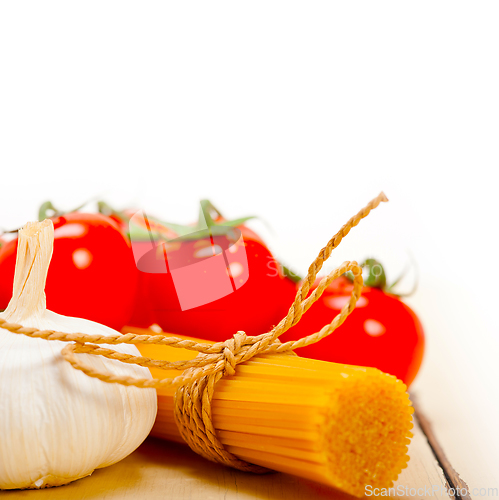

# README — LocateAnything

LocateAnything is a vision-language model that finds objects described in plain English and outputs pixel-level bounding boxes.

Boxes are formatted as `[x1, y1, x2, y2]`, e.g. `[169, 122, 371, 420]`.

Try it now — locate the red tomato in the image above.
[149, 227, 296, 341]
[105, 202, 298, 338]
[126, 213, 296, 341]
[279, 276, 425, 386]
[0, 213, 138, 331]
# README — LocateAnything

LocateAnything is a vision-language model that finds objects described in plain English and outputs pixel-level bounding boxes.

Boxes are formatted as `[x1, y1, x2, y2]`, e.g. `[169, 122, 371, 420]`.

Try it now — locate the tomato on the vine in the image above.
[0, 212, 138, 331]
[115, 200, 298, 341]
[279, 261, 425, 386]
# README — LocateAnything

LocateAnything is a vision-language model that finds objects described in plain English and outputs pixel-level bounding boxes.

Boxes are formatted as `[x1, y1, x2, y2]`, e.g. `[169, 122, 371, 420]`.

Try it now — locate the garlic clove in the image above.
[0, 220, 157, 489]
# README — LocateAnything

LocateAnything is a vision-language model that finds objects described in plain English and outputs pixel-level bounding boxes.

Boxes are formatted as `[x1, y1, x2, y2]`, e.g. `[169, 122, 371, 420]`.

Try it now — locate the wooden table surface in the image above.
[5, 415, 452, 500]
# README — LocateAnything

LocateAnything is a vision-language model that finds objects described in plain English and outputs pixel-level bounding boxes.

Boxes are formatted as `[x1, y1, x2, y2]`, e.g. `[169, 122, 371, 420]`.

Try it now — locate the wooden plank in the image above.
[392, 416, 454, 500]
[414, 403, 471, 500]
[3, 416, 453, 499]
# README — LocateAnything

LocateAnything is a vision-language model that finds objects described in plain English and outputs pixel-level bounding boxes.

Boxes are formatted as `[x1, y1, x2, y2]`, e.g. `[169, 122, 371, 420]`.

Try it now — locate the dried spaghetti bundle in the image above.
[134, 329, 413, 498]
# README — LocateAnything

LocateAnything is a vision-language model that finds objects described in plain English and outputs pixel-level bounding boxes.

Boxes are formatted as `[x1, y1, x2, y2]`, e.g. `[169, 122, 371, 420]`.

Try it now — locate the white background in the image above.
[1, 1, 498, 489]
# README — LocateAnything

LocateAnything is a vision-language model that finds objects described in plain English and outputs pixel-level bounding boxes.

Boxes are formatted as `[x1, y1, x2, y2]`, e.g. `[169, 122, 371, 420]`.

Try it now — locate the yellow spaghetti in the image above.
[126, 326, 414, 498]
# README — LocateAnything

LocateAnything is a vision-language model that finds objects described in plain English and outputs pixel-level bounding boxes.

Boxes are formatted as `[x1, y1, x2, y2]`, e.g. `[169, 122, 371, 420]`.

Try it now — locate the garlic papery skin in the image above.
[0, 220, 157, 489]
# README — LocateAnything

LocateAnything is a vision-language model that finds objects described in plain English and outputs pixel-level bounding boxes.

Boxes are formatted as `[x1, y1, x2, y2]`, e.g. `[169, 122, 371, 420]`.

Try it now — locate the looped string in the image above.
[0, 192, 388, 473]
[222, 331, 246, 376]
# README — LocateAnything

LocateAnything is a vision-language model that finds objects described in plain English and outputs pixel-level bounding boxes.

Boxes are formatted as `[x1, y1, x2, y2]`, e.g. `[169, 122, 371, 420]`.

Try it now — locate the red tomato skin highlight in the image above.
[0, 213, 138, 331]
[279, 277, 425, 386]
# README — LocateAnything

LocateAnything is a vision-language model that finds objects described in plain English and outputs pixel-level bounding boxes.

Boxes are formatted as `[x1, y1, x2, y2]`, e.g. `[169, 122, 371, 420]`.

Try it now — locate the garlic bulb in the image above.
[0, 220, 157, 489]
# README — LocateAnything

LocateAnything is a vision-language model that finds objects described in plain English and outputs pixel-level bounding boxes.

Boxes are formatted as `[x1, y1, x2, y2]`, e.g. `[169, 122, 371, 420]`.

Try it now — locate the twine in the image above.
[0, 192, 387, 473]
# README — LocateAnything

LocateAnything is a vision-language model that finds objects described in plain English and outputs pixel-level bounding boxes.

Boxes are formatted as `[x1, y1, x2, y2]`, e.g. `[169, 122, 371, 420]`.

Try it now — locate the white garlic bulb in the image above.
[0, 219, 157, 489]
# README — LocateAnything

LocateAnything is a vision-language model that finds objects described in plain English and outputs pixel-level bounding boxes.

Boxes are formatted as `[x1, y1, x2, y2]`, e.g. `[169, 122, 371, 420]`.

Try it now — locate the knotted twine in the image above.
[0, 192, 388, 473]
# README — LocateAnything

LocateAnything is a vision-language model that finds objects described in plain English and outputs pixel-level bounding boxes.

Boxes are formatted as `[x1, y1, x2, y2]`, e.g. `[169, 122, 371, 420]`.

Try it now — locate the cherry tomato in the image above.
[105, 201, 298, 338]
[113, 200, 297, 340]
[279, 275, 425, 386]
[0, 213, 138, 331]
[139, 224, 295, 341]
